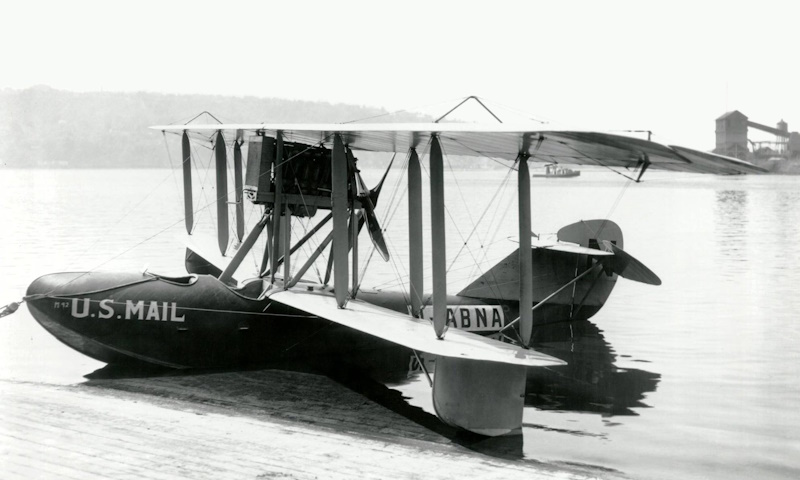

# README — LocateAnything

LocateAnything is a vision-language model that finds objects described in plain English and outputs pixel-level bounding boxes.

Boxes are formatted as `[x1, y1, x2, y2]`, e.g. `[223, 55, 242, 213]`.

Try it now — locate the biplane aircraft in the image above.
[22, 117, 765, 436]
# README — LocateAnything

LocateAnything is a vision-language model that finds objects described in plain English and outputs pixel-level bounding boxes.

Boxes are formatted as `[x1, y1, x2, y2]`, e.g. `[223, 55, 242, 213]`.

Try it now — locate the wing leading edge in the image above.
[268, 289, 565, 368]
[151, 122, 766, 175]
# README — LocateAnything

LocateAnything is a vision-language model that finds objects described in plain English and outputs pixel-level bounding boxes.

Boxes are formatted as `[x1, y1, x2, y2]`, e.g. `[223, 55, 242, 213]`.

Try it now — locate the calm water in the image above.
[1, 167, 799, 479]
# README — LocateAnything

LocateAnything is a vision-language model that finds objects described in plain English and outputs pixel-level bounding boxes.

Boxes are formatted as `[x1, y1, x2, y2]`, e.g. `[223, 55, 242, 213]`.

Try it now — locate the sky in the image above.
[2, 0, 798, 149]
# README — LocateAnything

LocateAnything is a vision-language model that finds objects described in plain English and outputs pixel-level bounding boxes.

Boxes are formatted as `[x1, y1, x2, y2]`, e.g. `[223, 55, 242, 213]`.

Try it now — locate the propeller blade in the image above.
[346, 149, 391, 262]
[346, 148, 368, 197]
[601, 240, 662, 285]
[354, 169, 368, 198]
[355, 170, 390, 261]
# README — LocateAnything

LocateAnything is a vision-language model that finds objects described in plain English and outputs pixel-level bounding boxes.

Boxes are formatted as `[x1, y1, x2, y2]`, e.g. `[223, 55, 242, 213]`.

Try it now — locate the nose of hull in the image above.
[25, 272, 88, 330]
[27, 272, 79, 298]
[25, 271, 153, 365]
[27, 271, 148, 298]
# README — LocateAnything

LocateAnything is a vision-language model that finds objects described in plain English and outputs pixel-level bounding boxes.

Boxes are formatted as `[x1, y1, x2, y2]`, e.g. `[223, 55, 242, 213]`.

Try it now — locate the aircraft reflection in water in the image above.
[81, 316, 658, 461]
[308, 316, 661, 453]
[389, 319, 660, 419]
[525, 320, 659, 417]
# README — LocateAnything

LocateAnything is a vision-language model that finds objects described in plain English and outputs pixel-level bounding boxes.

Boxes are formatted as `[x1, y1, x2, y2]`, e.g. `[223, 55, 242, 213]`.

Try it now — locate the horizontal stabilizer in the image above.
[558, 219, 661, 285]
[269, 289, 565, 368]
[601, 240, 662, 285]
[531, 238, 613, 256]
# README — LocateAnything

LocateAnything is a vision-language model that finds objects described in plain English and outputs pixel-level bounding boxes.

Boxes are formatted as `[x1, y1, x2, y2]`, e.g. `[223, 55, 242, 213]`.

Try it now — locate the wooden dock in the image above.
[0, 369, 619, 479]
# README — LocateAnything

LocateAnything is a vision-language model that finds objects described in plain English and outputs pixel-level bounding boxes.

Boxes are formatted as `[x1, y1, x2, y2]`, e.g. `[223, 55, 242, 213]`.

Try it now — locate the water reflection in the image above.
[715, 190, 748, 260]
[527, 320, 660, 417]
[80, 318, 658, 460]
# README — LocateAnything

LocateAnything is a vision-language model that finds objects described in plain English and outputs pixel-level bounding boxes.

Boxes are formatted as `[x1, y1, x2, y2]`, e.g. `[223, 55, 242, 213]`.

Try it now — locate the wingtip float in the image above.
[25, 121, 761, 436]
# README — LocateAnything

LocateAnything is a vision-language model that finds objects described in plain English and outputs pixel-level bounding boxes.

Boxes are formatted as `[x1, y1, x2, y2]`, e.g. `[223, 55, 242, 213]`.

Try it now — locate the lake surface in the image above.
[1, 167, 799, 479]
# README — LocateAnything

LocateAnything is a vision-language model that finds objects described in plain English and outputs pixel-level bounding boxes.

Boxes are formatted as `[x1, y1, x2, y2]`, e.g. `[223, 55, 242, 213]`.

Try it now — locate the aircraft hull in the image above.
[25, 272, 403, 370]
[26, 271, 603, 371]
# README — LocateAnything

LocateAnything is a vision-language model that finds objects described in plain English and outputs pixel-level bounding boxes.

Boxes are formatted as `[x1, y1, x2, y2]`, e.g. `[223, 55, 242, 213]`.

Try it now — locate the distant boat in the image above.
[532, 164, 580, 178]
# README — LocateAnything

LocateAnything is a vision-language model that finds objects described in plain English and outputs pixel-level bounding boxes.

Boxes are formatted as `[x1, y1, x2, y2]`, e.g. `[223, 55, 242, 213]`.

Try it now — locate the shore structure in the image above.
[715, 110, 800, 173]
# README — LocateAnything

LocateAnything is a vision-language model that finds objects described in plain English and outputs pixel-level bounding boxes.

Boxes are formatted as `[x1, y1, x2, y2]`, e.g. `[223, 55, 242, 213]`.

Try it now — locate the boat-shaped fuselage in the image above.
[26, 272, 410, 369]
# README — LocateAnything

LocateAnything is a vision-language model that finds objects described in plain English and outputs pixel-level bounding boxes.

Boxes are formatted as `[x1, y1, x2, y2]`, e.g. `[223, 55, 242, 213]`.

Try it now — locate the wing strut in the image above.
[430, 135, 447, 338]
[181, 131, 193, 234]
[219, 212, 269, 285]
[260, 213, 272, 276]
[517, 155, 533, 346]
[286, 230, 334, 289]
[262, 212, 333, 279]
[214, 131, 229, 255]
[408, 148, 424, 317]
[270, 132, 284, 284]
[332, 134, 349, 307]
[233, 130, 245, 242]
[282, 204, 291, 288]
[350, 158, 359, 296]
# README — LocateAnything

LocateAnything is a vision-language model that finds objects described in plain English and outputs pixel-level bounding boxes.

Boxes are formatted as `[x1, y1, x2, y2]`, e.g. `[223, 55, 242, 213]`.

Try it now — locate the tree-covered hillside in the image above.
[0, 86, 430, 168]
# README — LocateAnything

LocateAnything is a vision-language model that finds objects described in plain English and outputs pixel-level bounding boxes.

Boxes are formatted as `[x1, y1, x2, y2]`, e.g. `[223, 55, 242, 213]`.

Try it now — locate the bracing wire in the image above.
[358, 152, 410, 297]
[421, 139, 496, 290]
[162, 132, 183, 209]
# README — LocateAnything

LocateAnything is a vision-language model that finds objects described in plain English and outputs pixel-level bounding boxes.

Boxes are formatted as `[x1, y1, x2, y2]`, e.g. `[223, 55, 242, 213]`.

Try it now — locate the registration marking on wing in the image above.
[421, 305, 505, 333]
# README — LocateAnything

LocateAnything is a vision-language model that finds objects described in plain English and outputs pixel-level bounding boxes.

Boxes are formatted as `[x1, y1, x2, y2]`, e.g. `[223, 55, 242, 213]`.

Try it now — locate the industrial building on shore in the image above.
[715, 110, 800, 173]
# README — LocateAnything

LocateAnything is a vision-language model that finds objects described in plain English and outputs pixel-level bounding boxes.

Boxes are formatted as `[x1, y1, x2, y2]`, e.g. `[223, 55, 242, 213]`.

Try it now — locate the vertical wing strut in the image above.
[214, 131, 229, 255]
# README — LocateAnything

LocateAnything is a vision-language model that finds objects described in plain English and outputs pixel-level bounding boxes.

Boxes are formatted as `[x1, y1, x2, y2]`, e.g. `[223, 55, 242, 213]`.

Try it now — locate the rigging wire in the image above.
[162, 132, 183, 210]
[559, 140, 644, 183]
[292, 182, 325, 283]
[341, 97, 464, 124]
[434, 96, 504, 124]
[192, 138, 217, 233]
[467, 166, 516, 285]
[179, 111, 224, 125]
[554, 140, 644, 237]
[467, 97, 550, 125]
[418, 139, 495, 290]
[57, 167, 181, 274]
[358, 152, 410, 299]
[359, 154, 411, 288]
[373, 154, 412, 303]
[447, 156, 515, 279]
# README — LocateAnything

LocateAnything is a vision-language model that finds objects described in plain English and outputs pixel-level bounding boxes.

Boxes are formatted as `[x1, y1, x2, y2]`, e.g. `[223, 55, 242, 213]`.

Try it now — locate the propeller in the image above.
[600, 240, 662, 285]
[346, 149, 390, 261]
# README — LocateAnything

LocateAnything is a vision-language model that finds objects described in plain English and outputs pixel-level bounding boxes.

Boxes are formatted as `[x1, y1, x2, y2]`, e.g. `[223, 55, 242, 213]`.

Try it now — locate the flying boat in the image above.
[18, 112, 765, 436]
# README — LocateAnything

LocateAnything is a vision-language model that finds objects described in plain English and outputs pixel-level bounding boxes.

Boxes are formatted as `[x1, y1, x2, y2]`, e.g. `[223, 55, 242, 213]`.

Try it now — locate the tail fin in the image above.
[457, 220, 624, 322]
[560, 220, 661, 286]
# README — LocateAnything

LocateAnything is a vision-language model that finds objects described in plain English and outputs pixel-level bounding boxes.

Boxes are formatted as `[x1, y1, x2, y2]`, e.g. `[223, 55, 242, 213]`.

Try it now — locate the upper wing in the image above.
[268, 288, 565, 367]
[151, 122, 766, 174]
